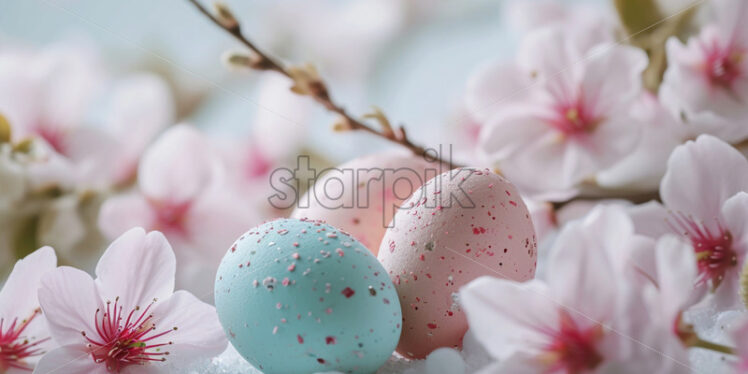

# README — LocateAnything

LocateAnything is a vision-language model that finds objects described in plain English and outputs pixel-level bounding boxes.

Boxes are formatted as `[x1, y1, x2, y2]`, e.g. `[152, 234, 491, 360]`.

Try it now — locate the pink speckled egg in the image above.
[292, 150, 445, 255]
[377, 167, 537, 358]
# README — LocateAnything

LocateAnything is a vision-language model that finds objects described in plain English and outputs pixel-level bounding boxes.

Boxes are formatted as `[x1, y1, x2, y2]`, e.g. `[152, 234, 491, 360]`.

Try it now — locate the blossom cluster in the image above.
[458, 0, 748, 372]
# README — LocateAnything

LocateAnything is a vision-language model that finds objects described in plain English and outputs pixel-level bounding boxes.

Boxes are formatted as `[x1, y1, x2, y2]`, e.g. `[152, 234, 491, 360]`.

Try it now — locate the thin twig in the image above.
[551, 190, 661, 211]
[186, 0, 459, 168]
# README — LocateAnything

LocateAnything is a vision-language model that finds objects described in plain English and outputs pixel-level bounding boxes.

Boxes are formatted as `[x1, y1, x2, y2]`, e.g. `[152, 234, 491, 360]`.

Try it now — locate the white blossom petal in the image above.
[32, 345, 107, 374]
[94, 228, 176, 312]
[0, 246, 57, 319]
[38, 267, 101, 346]
[461, 277, 556, 360]
[723, 192, 748, 256]
[97, 193, 156, 240]
[148, 290, 228, 362]
[138, 125, 216, 204]
[660, 135, 748, 223]
[465, 63, 533, 123]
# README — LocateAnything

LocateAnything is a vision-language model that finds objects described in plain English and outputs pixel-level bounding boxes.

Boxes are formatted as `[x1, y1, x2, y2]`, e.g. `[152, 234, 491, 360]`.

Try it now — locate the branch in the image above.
[186, 0, 460, 168]
[551, 189, 661, 211]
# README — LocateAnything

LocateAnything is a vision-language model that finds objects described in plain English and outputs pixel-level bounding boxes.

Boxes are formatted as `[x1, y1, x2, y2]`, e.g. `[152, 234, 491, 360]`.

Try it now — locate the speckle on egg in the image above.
[377, 168, 537, 359]
[215, 218, 403, 374]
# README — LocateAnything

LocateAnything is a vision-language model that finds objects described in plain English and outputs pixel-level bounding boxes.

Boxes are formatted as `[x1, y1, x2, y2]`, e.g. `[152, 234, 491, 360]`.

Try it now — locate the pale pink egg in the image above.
[292, 150, 446, 255]
[377, 167, 537, 358]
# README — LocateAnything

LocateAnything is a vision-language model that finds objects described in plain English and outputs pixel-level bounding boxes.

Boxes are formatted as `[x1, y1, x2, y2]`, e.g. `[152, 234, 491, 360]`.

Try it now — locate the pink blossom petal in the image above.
[579, 115, 641, 182]
[465, 63, 532, 123]
[33, 345, 107, 374]
[654, 235, 700, 320]
[149, 290, 227, 361]
[547, 206, 622, 319]
[94, 228, 176, 312]
[479, 108, 548, 162]
[661, 135, 748, 224]
[517, 26, 579, 95]
[627, 201, 672, 239]
[492, 125, 579, 200]
[184, 188, 261, 265]
[708, 268, 742, 310]
[33, 39, 104, 132]
[39, 267, 101, 346]
[732, 318, 748, 370]
[97, 193, 157, 240]
[0, 246, 56, 319]
[63, 126, 120, 188]
[597, 94, 684, 190]
[138, 124, 216, 204]
[723, 192, 748, 256]
[106, 73, 174, 156]
[580, 44, 647, 116]
[461, 277, 556, 360]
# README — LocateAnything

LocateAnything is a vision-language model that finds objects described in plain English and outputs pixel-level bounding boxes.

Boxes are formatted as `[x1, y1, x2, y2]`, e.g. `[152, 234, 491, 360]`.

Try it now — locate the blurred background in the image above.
[0, 0, 598, 163]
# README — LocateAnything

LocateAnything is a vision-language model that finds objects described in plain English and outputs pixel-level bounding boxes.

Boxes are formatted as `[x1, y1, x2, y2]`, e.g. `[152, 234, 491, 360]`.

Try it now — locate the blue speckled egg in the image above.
[215, 218, 403, 374]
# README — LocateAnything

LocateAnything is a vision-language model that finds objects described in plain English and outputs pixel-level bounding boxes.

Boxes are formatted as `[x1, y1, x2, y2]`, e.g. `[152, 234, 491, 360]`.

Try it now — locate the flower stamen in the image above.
[537, 310, 604, 373]
[667, 212, 738, 291]
[0, 309, 49, 372]
[82, 297, 176, 372]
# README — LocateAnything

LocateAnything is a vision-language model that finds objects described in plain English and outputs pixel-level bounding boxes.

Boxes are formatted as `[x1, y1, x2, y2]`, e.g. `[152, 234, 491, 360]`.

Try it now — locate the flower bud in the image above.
[213, 1, 239, 30]
[332, 117, 352, 132]
[288, 64, 328, 99]
[221, 50, 270, 70]
[363, 107, 393, 137]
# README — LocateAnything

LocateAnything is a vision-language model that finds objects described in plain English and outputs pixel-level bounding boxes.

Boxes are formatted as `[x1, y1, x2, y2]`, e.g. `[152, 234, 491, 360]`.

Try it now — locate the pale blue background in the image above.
[0, 0, 594, 163]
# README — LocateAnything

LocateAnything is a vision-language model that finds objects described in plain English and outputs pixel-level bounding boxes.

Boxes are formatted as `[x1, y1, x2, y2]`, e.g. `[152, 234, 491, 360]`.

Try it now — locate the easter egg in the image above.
[215, 218, 403, 374]
[377, 168, 537, 358]
[292, 150, 445, 255]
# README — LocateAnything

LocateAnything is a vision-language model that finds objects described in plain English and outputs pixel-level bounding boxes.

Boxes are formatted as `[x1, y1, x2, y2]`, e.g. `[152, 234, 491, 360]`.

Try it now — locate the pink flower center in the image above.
[549, 99, 601, 136]
[0, 309, 48, 372]
[668, 212, 738, 290]
[702, 40, 745, 89]
[149, 200, 191, 236]
[245, 147, 273, 180]
[82, 297, 176, 373]
[539, 310, 604, 373]
[33, 125, 67, 156]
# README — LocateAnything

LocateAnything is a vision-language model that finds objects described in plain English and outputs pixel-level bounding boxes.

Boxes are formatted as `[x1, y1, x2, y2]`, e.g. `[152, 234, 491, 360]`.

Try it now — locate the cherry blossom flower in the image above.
[0, 138, 74, 206]
[468, 24, 648, 200]
[659, 0, 748, 143]
[0, 246, 57, 373]
[98, 125, 259, 297]
[461, 206, 684, 373]
[0, 40, 103, 149]
[0, 41, 173, 189]
[630, 135, 748, 309]
[35, 228, 227, 374]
